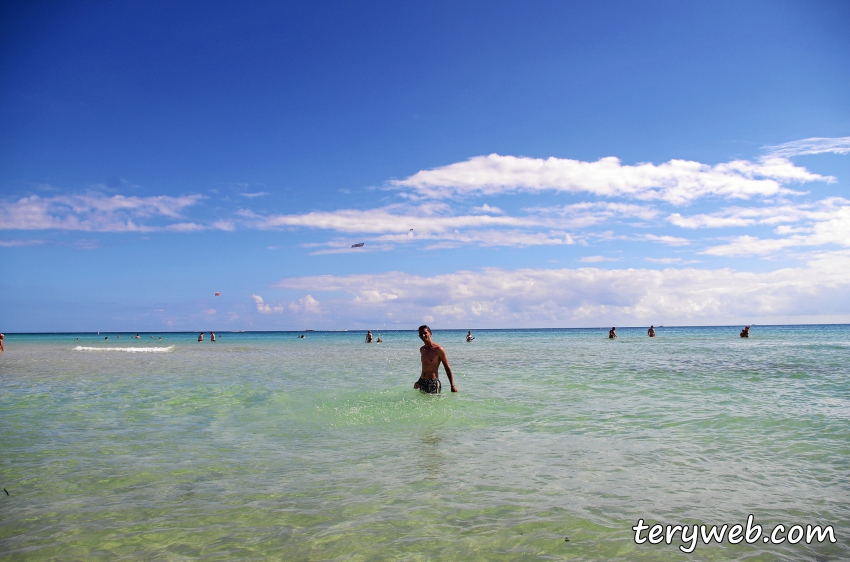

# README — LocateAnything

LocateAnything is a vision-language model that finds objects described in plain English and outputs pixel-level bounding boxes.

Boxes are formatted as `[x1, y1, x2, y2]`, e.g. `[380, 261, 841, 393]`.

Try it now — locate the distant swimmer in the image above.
[105, 336, 108, 340]
[198, 332, 204, 342]
[377, 336, 383, 343]
[158, 337, 162, 340]
[365, 330, 373, 343]
[0, 333, 4, 352]
[135, 334, 140, 339]
[740, 326, 750, 338]
[609, 327, 617, 339]
[647, 325, 655, 338]
[117, 335, 120, 338]
[211, 332, 216, 342]
[466, 331, 475, 342]
[413, 325, 457, 393]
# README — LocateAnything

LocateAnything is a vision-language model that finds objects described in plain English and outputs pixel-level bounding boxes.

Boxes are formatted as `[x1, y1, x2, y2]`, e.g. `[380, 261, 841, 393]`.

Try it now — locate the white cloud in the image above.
[637, 234, 690, 246]
[241, 200, 676, 250]
[470, 203, 505, 214]
[669, 212, 755, 229]
[669, 198, 850, 229]
[0, 239, 47, 247]
[306, 229, 577, 253]
[391, 154, 828, 204]
[309, 243, 395, 255]
[163, 222, 206, 232]
[580, 255, 620, 263]
[273, 254, 850, 327]
[288, 294, 321, 314]
[3, 142, 845, 263]
[763, 136, 850, 158]
[73, 238, 100, 250]
[252, 294, 284, 314]
[238, 205, 537, 233]
[241, 204, 588, 250]
[645, 257, 700, 264]
[0, 193, 204, 232]
[381, 229, 575, 248]
[212, 220, 236, 231]
[703, 236, 800, 257]
[696, 200, 850, 257]
[525, 201, 659, 227]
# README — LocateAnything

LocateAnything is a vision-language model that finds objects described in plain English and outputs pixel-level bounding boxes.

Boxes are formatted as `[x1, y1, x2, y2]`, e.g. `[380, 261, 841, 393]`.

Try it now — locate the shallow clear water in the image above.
[1, 326, 848, 560]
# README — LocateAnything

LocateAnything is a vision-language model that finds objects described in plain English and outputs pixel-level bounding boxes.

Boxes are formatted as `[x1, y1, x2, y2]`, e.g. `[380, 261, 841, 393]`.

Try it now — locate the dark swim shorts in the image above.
[418, 377, 441, 394]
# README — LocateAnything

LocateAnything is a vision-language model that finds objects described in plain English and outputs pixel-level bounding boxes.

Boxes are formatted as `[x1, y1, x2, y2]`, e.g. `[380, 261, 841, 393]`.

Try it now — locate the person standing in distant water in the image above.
[609, 327, 617, 339]
[740, 326, 750, 338]
[365, 331, 373, 343]
[647, 325, 655, 338]
[0, 333, 4, 352]
[413, 325, 457, 393]
[466, 331, 475, 342]
[211, 332, 216, 342]
[198, 332, 204, 342]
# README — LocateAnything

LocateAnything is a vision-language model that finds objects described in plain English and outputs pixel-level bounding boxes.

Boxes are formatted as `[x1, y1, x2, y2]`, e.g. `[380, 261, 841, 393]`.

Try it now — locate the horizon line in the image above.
[4, 323, 849, 336]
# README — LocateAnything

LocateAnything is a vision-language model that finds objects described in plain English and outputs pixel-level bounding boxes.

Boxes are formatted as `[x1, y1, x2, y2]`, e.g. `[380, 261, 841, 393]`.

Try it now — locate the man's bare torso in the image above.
[420, 343, 444, 379]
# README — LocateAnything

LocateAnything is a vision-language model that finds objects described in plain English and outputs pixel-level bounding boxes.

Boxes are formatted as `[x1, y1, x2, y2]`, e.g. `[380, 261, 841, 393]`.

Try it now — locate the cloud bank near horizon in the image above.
[266, 250, 850, 328]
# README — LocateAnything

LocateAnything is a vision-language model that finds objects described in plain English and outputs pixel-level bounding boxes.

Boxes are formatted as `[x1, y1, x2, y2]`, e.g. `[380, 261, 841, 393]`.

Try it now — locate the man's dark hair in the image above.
[418, 325, 431, 334]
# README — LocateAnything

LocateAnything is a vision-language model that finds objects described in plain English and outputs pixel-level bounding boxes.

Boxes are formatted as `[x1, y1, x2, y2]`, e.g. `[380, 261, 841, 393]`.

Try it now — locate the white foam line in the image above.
[73, 345, 176, 353]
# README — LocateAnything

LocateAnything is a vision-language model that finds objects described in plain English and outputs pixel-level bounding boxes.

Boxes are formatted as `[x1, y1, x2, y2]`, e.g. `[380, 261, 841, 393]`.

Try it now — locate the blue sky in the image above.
[2, 0, 850, 331]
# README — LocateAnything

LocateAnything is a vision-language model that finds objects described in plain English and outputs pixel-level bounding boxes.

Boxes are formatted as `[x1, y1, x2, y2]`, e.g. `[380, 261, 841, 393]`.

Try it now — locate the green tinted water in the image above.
[1, 327, 847, 560]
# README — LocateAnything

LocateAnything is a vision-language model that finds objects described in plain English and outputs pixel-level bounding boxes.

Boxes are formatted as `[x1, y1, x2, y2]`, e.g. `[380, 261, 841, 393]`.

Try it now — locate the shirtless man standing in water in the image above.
[413, 325, 457, 393]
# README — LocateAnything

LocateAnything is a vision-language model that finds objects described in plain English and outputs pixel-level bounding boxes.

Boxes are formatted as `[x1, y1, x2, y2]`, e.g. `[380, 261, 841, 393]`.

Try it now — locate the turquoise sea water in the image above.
[0, 326, 848, 561]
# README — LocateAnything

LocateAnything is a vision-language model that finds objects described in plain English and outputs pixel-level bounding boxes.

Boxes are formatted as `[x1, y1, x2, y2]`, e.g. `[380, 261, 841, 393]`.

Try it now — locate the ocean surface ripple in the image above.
[1, 326, 848, 561]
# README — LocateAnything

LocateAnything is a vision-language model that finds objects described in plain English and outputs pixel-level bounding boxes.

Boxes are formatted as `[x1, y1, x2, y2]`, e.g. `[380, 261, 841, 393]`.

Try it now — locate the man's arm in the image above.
[438, 347, 457, 392]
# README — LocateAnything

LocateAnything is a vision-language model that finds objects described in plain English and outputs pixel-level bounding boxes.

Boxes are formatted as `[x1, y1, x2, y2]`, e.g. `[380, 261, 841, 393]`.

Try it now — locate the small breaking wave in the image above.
[73, 345, 176, 353]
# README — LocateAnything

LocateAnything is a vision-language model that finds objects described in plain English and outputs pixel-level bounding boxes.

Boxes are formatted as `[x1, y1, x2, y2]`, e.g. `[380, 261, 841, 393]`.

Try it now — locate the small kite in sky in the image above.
[215, 292, 220, 296]
[351, 243, 365, 248]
